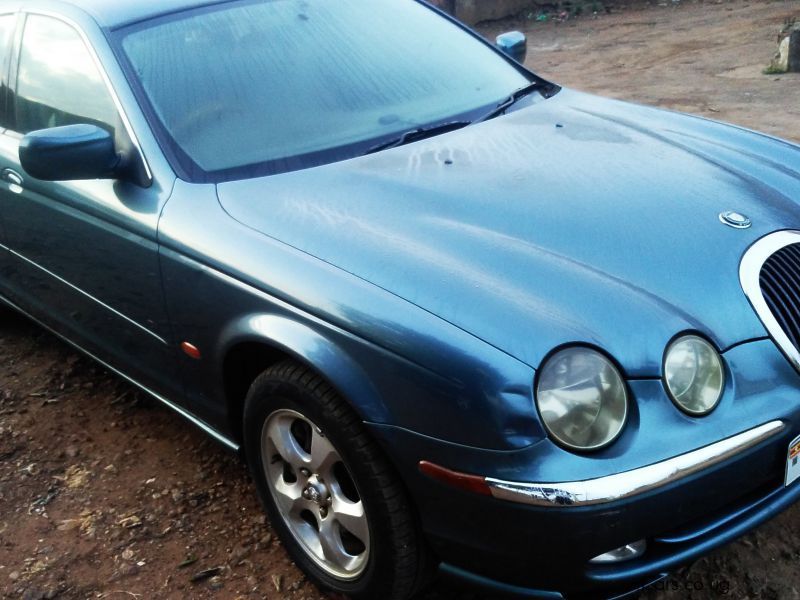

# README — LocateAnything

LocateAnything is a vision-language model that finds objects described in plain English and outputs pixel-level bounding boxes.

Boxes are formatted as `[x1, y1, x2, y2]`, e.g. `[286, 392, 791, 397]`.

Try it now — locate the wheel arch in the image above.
[220, 313, 390, 443]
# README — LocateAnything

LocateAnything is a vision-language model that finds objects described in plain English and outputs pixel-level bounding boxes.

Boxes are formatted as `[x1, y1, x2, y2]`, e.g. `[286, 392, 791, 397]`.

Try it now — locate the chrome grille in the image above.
[760, 243, 800, 353]
[740, 231, 800, 373]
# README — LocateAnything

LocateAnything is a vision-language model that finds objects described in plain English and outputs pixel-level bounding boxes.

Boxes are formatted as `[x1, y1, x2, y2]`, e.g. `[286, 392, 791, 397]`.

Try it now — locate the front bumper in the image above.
[485, 420, 784, 507]
[367, 339, 800, 597]
[436, 471, 800, 599]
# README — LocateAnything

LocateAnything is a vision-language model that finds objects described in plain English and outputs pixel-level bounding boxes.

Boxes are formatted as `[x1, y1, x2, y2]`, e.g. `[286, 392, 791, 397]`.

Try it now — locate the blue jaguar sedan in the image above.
[1, 0, 800, 598]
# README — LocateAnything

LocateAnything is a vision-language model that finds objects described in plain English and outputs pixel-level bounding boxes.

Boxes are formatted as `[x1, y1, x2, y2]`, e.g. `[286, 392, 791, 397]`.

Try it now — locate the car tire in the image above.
[243, 360, 431, 599]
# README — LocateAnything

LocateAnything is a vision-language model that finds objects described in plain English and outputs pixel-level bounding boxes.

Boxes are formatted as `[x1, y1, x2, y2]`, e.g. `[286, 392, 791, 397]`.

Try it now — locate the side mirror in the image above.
[496, 31, 527, 64]
[19, 124, 120, 182]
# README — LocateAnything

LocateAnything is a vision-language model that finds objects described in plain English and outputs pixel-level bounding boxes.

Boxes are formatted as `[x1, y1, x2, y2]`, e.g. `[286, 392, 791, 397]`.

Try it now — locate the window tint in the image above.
[15, 15, 118, 135]
[0, 14, 16, 129]
[120, 0, 530, 180]
[0, 15, 13, 61]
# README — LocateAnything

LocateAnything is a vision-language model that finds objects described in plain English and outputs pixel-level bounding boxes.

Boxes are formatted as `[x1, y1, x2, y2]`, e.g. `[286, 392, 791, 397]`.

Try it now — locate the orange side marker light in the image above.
[180, 342, 202, 360]
[418, 460, 491, 496]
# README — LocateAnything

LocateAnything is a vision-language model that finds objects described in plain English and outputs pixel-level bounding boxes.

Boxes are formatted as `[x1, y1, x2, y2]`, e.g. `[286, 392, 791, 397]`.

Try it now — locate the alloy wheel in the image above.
[261, 409, 370, 580]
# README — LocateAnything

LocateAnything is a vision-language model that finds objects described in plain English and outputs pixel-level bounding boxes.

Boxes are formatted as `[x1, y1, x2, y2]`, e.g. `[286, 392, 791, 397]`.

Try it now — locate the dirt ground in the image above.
[500, 0, 800, 144]
[2, 1, 800, 599]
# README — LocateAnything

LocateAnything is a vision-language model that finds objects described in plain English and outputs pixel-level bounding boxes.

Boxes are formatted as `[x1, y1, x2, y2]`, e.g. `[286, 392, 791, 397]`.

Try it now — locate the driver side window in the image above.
[15, 15, 119, 136]
[0, 14, 16, 130]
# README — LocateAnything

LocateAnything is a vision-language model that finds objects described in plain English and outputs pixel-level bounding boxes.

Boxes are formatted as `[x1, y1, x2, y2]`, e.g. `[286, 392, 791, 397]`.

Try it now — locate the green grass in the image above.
[763, 64, 787, 75]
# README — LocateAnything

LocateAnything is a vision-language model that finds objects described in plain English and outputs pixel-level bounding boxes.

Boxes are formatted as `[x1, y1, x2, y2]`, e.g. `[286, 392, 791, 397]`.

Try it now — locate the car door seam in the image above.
[0, 241, 168, 345]
[0, 290, 238, 451]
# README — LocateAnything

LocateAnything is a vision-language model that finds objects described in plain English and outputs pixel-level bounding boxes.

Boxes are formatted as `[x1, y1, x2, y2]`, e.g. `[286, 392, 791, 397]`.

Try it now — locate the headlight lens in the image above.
[536, 348, 628, 451]
[663, 335, 724, 416]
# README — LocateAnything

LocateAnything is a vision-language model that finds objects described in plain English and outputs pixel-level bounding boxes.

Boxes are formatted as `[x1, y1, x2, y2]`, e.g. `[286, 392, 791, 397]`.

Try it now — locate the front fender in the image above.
[161, 250, 543, 450]
[217, 312, 390, 423]
[158, 180, 544, 450]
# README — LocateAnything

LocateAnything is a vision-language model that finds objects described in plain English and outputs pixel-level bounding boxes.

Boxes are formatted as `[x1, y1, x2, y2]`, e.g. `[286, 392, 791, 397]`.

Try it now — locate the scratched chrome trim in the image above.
[2, 243, 167, 345]
[22, 10, 153, 183]
[486, 421, 784, 507]
[740, 230, 800, 374]
[0, 291, 240, 452]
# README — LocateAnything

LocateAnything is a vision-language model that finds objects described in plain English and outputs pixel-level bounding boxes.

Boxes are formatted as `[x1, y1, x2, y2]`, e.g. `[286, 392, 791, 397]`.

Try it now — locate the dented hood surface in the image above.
[216, 89, 800, 376]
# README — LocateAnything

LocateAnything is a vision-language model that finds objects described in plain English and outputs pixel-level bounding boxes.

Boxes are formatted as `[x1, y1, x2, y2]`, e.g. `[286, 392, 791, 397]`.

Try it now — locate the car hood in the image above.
[217, 88, 800, 376]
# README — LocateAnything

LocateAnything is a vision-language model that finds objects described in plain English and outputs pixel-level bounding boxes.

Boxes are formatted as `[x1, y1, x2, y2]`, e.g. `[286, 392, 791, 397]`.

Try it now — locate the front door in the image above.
[0, 11, 18, 252]
[0, 12, 180, 400]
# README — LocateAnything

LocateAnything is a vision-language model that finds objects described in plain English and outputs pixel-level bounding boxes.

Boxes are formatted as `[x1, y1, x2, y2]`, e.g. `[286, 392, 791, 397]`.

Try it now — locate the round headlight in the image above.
[663, 335, 724, 416]
[536, 347, 628, 451]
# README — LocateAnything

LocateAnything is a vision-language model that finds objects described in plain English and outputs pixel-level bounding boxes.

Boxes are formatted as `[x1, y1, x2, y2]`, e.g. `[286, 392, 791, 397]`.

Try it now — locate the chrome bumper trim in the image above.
[486, 421, 785, 507]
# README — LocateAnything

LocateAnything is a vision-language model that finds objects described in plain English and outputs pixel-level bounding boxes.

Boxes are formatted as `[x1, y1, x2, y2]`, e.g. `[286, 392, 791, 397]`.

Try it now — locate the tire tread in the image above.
[245, 360, 430, 600]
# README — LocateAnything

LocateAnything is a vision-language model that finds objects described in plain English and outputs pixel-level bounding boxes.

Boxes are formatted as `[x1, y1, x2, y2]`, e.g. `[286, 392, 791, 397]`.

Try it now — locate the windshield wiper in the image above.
[473, 81, 545, 125]
[366, 120, 471, 155]
[364, 82, 545, 156]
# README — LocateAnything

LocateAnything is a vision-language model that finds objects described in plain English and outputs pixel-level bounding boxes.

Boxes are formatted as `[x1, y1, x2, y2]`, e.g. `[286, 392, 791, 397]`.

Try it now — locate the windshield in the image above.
[117, 0, 533, 181]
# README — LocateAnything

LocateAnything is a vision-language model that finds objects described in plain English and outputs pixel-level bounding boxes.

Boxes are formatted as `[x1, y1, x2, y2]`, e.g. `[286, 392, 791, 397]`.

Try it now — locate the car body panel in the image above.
[0, 165, 181, 395]
[218, 88, 800, 377]
[158, 180, 543, 449]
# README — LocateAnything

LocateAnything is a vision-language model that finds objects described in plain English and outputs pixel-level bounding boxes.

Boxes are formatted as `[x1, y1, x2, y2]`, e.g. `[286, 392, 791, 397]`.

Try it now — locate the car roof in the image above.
[54, 0, 231, 29]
